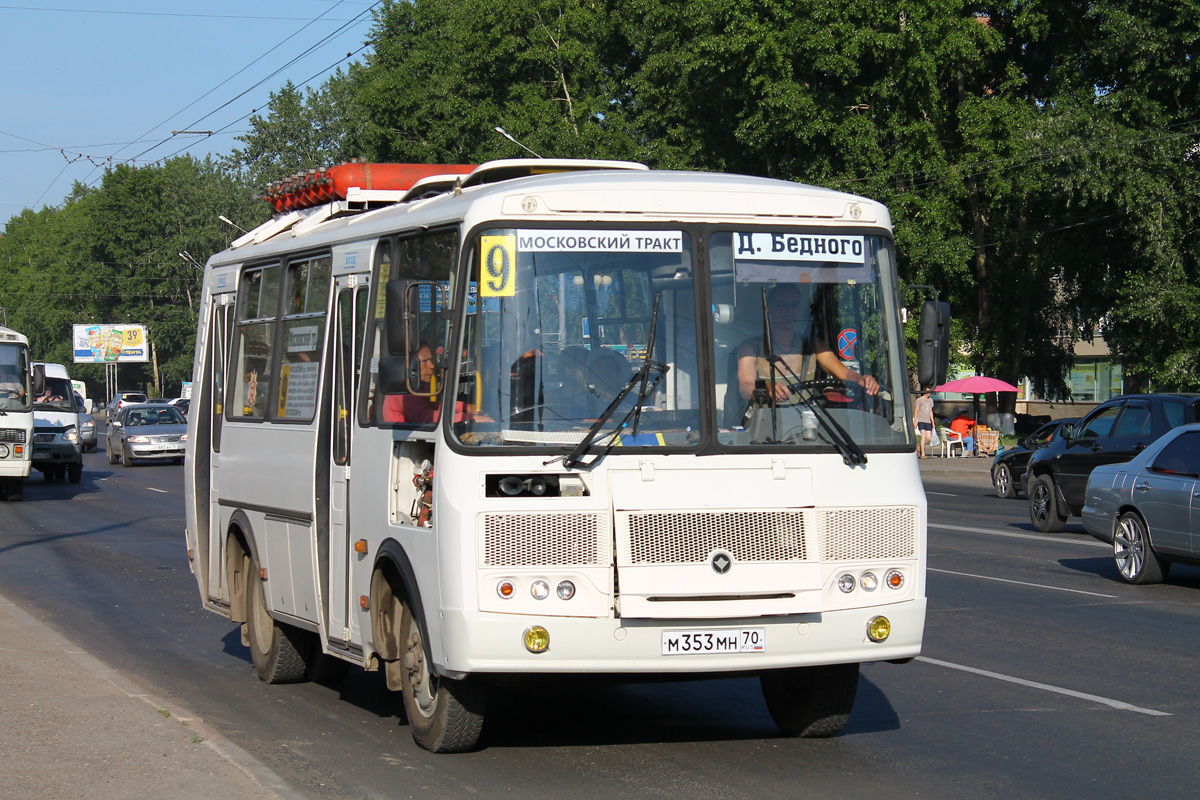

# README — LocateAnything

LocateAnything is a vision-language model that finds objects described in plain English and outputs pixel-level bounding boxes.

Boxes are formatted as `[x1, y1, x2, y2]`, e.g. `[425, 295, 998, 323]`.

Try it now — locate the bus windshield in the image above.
[0, 343, 31, 412]
[453, 228, 701, 449]
[709, 230, 908, 449]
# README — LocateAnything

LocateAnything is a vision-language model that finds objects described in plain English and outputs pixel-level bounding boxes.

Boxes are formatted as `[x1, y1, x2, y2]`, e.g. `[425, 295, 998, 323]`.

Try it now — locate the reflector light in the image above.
[262, 162, 476, 213]
[354, 539, 369, 554]
[886, 569, 904, 589]
[867, 616, 891, 642]
[360, 595, 370, 610]
[524, 626, 550, 653]
[497, 580, 516, 599]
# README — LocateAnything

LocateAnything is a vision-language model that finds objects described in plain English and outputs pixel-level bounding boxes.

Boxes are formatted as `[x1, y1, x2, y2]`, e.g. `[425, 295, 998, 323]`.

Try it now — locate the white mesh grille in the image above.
[481, 513, 606, 567]
[626, 511, 807, 565]
[820, 507, 916, 560]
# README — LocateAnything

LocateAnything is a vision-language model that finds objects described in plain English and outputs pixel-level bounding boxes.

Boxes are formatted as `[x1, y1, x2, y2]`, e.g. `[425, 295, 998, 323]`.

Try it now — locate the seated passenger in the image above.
[382, 344, 439, 424]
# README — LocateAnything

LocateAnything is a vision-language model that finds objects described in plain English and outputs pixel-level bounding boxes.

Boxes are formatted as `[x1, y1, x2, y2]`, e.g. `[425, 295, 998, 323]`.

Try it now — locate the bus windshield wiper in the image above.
[767, 354, 867, 466]
[560, 294, 669, 470]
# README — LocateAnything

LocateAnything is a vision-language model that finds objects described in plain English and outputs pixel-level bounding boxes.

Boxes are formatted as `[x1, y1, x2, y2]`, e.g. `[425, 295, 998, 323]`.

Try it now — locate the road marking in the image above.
[148, 488, 168, 494]
[931, 522, 1108, 548]
[928, 567, 1117, 598]
[926, 491, 957, 496]
[917, 656, 1171, 716]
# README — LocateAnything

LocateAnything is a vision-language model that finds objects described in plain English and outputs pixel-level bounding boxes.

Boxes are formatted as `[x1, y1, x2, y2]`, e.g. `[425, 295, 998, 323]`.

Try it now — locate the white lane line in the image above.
[148, 488, 168, 494]
[926, 491, 957, 496]
[931, 522, 1108, 548]
[928, 567, 1117, 598]
[917, 656, 1171, 716]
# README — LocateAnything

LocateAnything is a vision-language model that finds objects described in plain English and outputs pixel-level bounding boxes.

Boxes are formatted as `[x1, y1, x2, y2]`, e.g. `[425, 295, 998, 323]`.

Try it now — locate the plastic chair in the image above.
[939, 426, 965, 457]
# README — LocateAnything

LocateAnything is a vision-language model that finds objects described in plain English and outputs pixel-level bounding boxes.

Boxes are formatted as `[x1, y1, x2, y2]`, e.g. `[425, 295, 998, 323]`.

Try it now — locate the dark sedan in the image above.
[106, 404, 187, 467]
[990, 417, 1077, 499]
[1082, 423, 1200, 584]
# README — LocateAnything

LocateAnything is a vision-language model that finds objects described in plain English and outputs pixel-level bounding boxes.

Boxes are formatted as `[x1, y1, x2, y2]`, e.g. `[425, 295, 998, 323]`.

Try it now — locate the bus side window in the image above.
[230, 264, 281, 420]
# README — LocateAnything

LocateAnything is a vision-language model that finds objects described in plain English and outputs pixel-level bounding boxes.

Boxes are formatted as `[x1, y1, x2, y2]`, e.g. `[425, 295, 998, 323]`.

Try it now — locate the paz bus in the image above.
[183, 159, 947, 752]
[0, 325, 37, 501]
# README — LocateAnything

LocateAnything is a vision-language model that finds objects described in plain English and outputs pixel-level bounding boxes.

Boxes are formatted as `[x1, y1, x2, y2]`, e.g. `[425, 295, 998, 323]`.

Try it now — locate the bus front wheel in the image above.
[246, 554, 311, 684]
[397, 598, 486, 753]
[760, 662, 859, 738]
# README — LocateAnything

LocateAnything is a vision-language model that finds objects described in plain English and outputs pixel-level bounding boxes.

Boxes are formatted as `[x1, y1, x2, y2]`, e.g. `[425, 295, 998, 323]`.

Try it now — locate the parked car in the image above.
[168, 397, 190, 416]
[74, 392, 96, 453]
[106, 403, 187, 467]
[1026, 394, 1200, 532]
[106, 391, 147, 418]
[990, 417, 1078, 498]
[1082, 423, 1200, 583]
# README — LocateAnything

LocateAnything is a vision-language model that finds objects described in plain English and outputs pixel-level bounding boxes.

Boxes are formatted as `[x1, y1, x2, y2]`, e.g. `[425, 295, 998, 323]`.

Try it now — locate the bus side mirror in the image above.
[31, 364, 45, 397]
[917, 300, 950, 389]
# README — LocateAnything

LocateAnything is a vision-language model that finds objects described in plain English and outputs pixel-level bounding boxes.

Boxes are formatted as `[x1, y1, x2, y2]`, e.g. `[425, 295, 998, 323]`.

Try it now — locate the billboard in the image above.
[72, 324, 149, 364]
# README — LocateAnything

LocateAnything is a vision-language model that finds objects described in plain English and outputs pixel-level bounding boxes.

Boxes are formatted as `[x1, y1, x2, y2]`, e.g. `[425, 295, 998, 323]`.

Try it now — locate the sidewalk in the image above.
[0, 592, 304, 800]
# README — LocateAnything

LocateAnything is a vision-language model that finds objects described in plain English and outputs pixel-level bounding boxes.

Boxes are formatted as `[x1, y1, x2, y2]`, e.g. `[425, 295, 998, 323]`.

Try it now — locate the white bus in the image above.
[184, 159, 947, 752]
[0, 325, 37, 501]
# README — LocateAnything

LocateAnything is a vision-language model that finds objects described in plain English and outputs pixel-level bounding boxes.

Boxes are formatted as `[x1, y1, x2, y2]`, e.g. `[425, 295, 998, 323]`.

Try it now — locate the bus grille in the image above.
[626, 510, 807, 564]
[621, 507, 916, 565]
[820, 507, 916, 560]
[0, 428, 27, 444]
[480, 512, 607, 567]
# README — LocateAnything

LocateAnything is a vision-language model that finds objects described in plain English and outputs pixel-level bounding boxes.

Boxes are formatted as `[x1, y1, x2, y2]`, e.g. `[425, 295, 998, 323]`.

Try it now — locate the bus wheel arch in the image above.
[371, 542, 486, 753]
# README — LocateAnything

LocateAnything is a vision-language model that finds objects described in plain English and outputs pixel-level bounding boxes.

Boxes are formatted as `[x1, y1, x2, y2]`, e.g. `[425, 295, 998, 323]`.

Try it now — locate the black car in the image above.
[1026, 394, 1200, 532]
[990, 417, 1077, 499]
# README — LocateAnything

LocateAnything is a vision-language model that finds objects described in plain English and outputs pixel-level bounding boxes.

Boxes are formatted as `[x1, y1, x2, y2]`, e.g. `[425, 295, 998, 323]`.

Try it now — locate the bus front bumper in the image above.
[431, 598, 926, 679]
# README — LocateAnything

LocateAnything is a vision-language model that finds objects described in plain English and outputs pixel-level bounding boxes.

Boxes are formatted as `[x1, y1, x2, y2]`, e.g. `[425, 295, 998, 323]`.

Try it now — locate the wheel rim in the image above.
[997, 466, 1011, 496]
[405, 623, 439, 718]
[1031, 482, 1050, 523]
[1114, 517, 1145, 580]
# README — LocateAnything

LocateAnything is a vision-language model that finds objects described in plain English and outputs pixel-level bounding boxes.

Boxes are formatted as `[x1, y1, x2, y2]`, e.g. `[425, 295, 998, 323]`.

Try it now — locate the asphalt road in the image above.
[1, 437, 1197, 799]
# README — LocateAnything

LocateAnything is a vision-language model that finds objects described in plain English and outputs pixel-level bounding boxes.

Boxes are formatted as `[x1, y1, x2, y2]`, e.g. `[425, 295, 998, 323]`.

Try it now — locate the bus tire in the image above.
[398, 598, 486, 753]
[246, 554, 311, 684]
[760, 662, 859, 738]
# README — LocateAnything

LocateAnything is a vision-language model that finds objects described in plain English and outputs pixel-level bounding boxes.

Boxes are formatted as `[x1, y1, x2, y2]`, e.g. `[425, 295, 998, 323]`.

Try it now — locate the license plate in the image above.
[143, 444, 176, 452]
[661, 628, 765, 656]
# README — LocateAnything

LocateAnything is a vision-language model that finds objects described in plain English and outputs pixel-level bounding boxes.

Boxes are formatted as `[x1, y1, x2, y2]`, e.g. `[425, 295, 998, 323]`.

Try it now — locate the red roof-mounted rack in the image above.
[262, 162, 476, 213]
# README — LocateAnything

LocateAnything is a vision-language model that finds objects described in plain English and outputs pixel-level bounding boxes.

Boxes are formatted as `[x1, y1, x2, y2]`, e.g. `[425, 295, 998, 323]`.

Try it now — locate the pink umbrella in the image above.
[934, 376, 1019, 393]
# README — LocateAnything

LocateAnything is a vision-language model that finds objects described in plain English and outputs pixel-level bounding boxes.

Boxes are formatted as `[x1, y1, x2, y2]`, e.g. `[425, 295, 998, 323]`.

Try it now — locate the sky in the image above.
[0, 1, 380, 219]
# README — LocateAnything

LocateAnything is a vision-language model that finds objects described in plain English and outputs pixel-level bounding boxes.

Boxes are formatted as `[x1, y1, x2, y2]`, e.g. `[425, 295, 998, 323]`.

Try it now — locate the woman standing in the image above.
[914, 389, 934, 458]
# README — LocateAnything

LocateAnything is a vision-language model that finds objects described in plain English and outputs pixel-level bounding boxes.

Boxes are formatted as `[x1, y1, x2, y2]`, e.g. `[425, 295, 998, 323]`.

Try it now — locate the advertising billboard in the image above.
[72, 324, 149, 363]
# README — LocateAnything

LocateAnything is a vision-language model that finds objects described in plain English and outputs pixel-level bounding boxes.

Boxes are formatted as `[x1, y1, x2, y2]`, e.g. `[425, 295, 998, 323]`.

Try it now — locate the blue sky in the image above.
[0, 1, 378, 218]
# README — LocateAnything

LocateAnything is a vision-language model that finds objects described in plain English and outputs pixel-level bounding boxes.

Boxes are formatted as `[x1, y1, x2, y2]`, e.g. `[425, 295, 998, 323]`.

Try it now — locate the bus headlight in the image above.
[0, 444, 8, 458]
[860, 572, 878, 591]
[867, 616, 891, 642]
[556, 580, 575, 600]
[837, 574, 856, 593]
[530, 580, 550, 600]
[524, 626, 550, 653]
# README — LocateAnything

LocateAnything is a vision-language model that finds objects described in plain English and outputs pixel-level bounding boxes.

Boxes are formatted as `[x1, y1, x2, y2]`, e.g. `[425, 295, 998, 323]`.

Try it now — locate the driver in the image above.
[736, 283, 879, 403]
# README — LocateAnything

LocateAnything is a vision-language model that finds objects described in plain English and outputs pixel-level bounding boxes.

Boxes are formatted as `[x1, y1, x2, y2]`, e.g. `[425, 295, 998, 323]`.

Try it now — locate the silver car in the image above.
[74, 393, 96, 452]
[107, 403, 187, 467]
[1082, 422, 1200, 584]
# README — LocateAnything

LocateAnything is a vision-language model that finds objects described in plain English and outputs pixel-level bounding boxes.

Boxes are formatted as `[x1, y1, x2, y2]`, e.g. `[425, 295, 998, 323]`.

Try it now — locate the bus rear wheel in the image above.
[760, 662, 860, 738]
[397, 598, 485, 753]
[246, 554, 311, 683]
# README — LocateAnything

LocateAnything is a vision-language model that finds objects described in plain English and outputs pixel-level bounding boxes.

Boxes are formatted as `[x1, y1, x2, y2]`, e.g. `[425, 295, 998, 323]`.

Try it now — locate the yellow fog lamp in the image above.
[866, 616, 891, 643]
[523, 626, 550, 653]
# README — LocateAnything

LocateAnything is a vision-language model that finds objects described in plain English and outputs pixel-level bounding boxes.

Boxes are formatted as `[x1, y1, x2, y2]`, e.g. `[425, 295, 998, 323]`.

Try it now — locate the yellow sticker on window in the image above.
[479, 235, 516, 297]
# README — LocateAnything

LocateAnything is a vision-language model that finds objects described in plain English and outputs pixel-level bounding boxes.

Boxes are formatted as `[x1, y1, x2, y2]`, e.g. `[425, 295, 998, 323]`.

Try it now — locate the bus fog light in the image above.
[497, 580, 516, 599]
[556, 580, 575, 600]
[531, 580, 550, 600]
[885, 569, 904, 589]
[860, 572, 878, 591]
[867, 616, 891, 642]
[837, 574, 856, 593]
[524, 626, 550, 653]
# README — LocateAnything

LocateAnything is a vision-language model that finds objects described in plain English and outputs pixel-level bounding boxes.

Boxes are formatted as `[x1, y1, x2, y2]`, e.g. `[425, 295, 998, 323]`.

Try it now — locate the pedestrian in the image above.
[914, 389, 934, 458]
